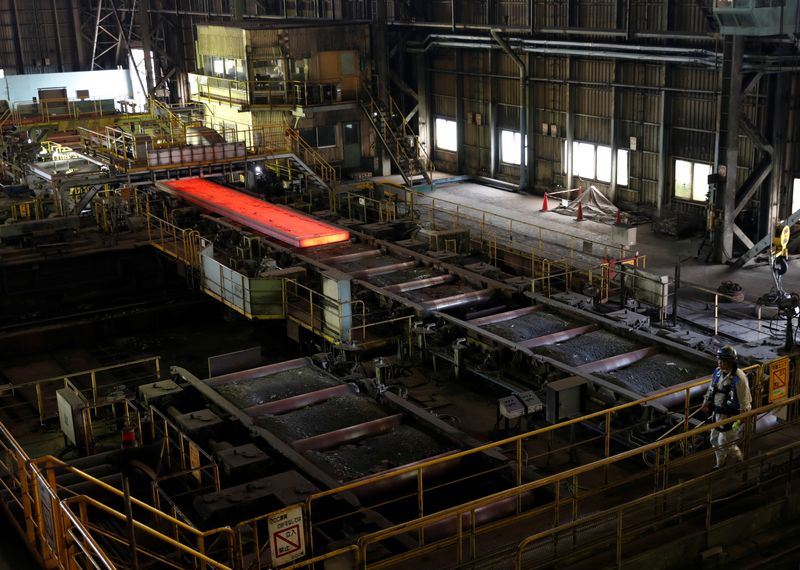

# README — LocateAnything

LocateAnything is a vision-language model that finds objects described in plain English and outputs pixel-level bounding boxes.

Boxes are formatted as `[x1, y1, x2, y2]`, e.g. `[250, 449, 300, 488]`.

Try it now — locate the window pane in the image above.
[317, 125, 336, 148]
[212, 58, 225, 76]
[693, 163, 711, 202]
[340, 51, 356, 75]
[225, 59, 237, 78]
[299, 128, 316, 146]
[435, 118, 457, 152]
[343, 122, 359, 145]
[596, 146, 611, 182]
[617, 149, 629, 186]
[793, 178, 800, 213]
[501, 130, 520, 165]
[675, 159, 693, 199]
[575, 142, 595, 180]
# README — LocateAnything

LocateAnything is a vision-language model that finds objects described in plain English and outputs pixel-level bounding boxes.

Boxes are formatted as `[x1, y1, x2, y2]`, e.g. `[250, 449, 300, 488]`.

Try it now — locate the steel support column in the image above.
[714, 36, 744, 263]
[491, 29, 527, 191]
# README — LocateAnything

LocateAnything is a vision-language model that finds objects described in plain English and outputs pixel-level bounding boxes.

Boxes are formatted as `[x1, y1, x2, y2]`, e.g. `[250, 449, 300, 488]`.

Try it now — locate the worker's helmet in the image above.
[716, 345, 737, 361]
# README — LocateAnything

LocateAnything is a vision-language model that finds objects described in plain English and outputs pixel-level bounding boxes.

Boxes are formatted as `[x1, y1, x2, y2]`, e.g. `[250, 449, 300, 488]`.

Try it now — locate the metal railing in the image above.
[0, 356, 161, 426]
[284, 125, 337, 190]
[350, 368, 797, 569]
[191, 74, 358, 109]
[146, 212, 206, 269]
[514, 436, 800, 568]
[2, 97, 119, 125]
[256, 355, 800, 569]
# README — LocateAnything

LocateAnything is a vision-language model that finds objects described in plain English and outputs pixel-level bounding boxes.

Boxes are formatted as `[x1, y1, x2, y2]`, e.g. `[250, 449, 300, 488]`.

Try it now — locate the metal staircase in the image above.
[360, 86, 432, 187]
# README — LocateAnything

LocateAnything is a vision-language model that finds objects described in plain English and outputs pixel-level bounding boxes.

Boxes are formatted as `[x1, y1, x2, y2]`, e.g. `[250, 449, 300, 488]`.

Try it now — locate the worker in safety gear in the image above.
[700, 346, 752, 469]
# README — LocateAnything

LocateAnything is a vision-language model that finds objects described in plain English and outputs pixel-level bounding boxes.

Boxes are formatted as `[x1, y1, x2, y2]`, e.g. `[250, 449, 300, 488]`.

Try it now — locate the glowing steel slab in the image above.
[163, 178, 349, 248]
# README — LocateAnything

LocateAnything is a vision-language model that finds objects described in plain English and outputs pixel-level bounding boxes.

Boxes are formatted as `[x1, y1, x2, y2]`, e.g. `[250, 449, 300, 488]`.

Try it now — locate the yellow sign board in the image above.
[769, 357, 789, 403]
[189, 441, 202, 483]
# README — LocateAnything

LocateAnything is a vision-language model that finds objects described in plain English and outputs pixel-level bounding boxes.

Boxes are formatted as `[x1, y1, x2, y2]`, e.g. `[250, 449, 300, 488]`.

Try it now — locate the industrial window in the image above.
[617, 149, 629, 186]
[563, 141, 628, 186]
[792, 178, 800, 213]
[500, 130, 527, 165]
[596, 146, 612, 182]
[435, 118, 458, 152]
[300, 126, 337, 149]
[674, 159, 711, 202]
[206, 56, 246, 80]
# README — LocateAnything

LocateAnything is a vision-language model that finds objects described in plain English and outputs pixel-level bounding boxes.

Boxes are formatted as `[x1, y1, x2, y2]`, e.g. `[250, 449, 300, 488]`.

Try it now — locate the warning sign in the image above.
[268, 505, 305, 566]
[769, 357, 789, 403]
[189, 442, 201, 483]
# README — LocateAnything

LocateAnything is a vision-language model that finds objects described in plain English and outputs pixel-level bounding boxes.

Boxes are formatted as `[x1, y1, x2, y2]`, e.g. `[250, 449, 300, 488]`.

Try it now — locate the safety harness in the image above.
[710, 369, 740, 431]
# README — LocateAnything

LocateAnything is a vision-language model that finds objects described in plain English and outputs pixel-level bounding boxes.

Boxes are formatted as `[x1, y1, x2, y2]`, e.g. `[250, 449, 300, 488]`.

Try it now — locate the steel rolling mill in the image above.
[1, 155, 800, 569]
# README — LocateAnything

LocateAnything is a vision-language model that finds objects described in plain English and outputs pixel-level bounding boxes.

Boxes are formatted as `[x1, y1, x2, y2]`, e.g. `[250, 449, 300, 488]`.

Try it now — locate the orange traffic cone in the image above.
[615, 209, 622, 225]
[576, 200, 584, 221]
[540, 193, 549, 212]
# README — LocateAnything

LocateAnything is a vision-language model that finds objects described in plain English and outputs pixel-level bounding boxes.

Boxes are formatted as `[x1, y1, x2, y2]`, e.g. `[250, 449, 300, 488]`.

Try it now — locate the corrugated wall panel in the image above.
[533, 0, 568, 28]
[673, 0, 709, 34]
[197, 25, 246, 59]
[573, 59, 614, 85]
[578, 0, 615, 29]
[432, 72, 456, 96]
[630, 1, 665, 33]
[496, 78, 521, 107]
[432, 94, 457, 118]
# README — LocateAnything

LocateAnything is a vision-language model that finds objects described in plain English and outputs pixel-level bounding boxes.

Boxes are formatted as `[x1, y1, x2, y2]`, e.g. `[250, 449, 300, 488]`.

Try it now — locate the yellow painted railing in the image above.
[245, 358, 795, 569]
[284, 125, 337, 189]
[146, 213, 205, 269]
[0, 356, 160, 426]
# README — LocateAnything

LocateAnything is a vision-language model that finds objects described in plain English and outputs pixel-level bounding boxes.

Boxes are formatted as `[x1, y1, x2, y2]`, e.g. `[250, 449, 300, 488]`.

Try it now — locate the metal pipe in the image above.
[207, 358, 308, 386]
[244, 384, 353, 416]
[292, 414, 403, 453]
[408, 36, 720, 67]
[348, 450, 462, 499]
[423, 33, 718, 56]
[576, 346, 659, 374]
[319, 249, 382, 263]
[384, 274, 455, 294]
[421, 289, 494, 313]
[349, 260, 417, 278]
[467, 305, 543, 326]
[519, 324, 598, 349]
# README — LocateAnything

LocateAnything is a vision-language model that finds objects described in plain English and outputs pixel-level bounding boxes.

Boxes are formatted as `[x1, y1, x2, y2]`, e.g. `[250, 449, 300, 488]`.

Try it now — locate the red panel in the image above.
[163, 178, 349, 248]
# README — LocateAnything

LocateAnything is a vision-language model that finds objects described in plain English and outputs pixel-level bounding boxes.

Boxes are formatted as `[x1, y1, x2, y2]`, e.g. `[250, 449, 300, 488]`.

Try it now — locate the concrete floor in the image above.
[401, 178, 798, 303]
[369, 177, 799, 354]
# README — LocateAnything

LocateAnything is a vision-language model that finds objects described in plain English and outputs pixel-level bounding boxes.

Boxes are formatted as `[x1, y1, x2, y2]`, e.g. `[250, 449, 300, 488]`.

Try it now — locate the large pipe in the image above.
[350, 450, 462, 499]
[383, 274, 455, 294]
[408, 35, 720, 67]
[577, 346, 659, 374]
[349, 260, 417, 278]
[649, 375, 712, 409]
[467, 305, 543, 326]
[206, 358, 308, 386]
[421, 289, 494, 313]
[244, 384, 354, 416]
[319, 249, 382, 264]
[292, 414, 403, 453]
[424, 492, 537, 541]
[423, 34, 719, 57]
[519, 324, 598, 348]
